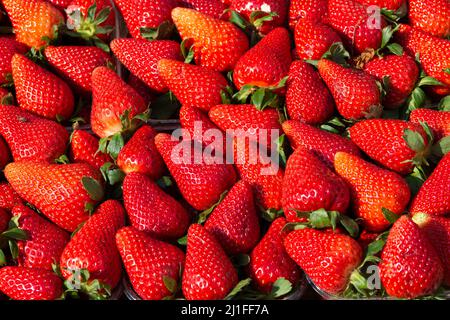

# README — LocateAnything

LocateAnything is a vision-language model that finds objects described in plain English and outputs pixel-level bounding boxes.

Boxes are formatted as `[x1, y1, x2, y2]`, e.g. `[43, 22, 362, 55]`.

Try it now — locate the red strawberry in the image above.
[334, 152, 411, 232]
[0, 37, 28, 84]
[363, 54, 419, 109]
[157, 59, 229, 112]
[233, 28, 291, 90]
[289, 0, 328, 29]
[248, 217, 301, 293]
[205, 180, 260, 255]
[5, 162, 103, 232]
[294, 18, 341, 60]
[379, 215, 443, 298]
[44, 46, 112, 94]
[2, 0, 64, 49]
[0, 105, 69, 163]
[283, 148, 350, 222]
[286, 61, 334, 125]
[410, 109, 450, 141]
[410, 153, 450, 217]
[0, 183, 22, 211]
[349, 119, 431, 174]
[91, 66, 148, 138]
[47, 0, 72, 9]
[412, 213, 450, 286]
[356, 229, 380, 251]
[0, 135, 11, 169]
[284, 228, 363, 295]
[122, 172, 190, 239]
[116, 226, 185, 300]
[117, 125, 165, 179]
[354, 0, 405, 11]
[110, 39, 182, 93]
[0, 208, 10, 233]
[409, 0, 450, 38]
[154, 134, 237, 211]
[12, 204, 69, 270]
[114, 0, 178, 39]
[127, 74, 155, 107]
[0, 266, 63, 300]
[183, 224, 238, 300]
[181, 0, 228, 19]
[172, 7, 249, 72]
[70, 129, 111, 170]
[60, 200, 125, 289]
[12, 54, 74, 121]
[318, 59, 382, 119]
[282, 120, 361, 169]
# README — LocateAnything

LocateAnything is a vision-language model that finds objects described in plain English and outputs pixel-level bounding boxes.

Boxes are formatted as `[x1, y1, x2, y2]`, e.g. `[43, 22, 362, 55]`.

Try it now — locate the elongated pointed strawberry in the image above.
[0, 183, 22, 211]
[248, 217, 301, 293]
[44, 46, 112, 94]
[354, 0, 405, 10]
[12, 54, 74, 121]
[116, 226, 185, 300]
[0, 135, 11, 170]
[122, 172, 190, 239]
[289, 0, 328, 29]
[117, 125, 165, 179]
[286, 61, 334, 125]
[60, 200, 125, 289]
[0, 37, 28, 84]
[282, 120, 361, 169]
[2, 0, 64, 49]
[204, 180, 260, 255]
[5, 162, 103, 232]
[157, 59, 228, 112]
[91, 66, 148, 139]
[0, 266, 63, 300]
[181, 0, 228, 19]
[318, 59, 382, 120]
[70, 129, 111, 170]
[0, 208, 10, 233]
[380, 215, 443, 299]
[409, 0, 450, 38]
[284, 228, 363, 295]
[334, 152, 411, 232]
[183, 224, 238, 300]
[233, 28, 291, 90]
[410, 109, 450, 141]
[0, 105, 69, 163]
[11, 204, 69, 270]
[155, 133, 237, 211]
[111, 39, 182, 93]
[172, 7, 249, 72]
[349, 119, 431, 174]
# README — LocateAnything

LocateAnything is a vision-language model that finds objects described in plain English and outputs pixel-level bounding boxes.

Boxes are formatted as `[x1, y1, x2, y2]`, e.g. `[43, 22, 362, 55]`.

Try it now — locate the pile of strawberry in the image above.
[0, 0, 449, 301]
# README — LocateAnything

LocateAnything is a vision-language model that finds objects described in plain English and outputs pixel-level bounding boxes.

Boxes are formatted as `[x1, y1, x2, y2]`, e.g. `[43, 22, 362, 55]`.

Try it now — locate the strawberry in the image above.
[327, 0, 385, 54]
[348, 119, 431, 174]
[354, 0, 405, 11]
[2, 0, 64, 49]
[0, 37, 28, 84]
[204, 180, 260, 255]
[283, 148, 350, 222]
[284, 228, 363, 295]
[0, 183, 22, 210]
[5, 162, 103, 232]
[70, 129, 111, 170]
[410, 109, 450, 141]
[157, 59, 229, 112]
[0, 208, 10, 233]
[409, 0, 450, 38]
[116, 226, 185, 300]
[117, 125, 165, 179]
[155, 133, 237, 210]
[379, 215, 443, 298]
[410, 153, 450, 217]
[356, 229, 380, 251]
[0, 105, 69, 163]
[181, 0, 228, 19]
[183, 224, 238, 300]
[11, 204, 69, 270]
[248, 217, 301, 293]
[0, 266, 63, 300]
[294, 18, 342, 60]
[91, 66, 148, 139]
[122, 172, 190, 239]
[0, 135, 11, 170]
[318, 59, 382, 120]
[110, 39, 182, 93]
[286, 61, 335, 125]
[44, 46, 112, 94]
[12, 54, 74, 121]
[127, 74, 155, 107]
[334, 152, 411, 232]
[172, 7, 249, 72]
[289, 0, 328, 29]
[412, 213, 450, 286]
[114, 0, 178, 39]
[46, 0, 71, 9]
[363, 54, 419, 109]
[282, 120, 361, 169]
[60, 200, 125, 289]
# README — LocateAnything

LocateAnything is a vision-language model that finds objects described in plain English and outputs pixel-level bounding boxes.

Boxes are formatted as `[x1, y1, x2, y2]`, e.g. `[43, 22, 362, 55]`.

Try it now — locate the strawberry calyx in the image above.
[0, 214, 28, 265]
[60, 267, 112, 300]
[180, 39, 194, 64]
[235, 277, 296, 300]
[402, 121, 434, 170]
[196, 190, 229, 224]
[380, 1, 408, 23]
[100, 162, 125, 187]
[406, 72, 445, 113]
[224, 278, 252, 300]
[141, 20, 175, 41]
[227, 10, 277, 44]
[260, 207, 284, 222]
[312, 42, 350, 68]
